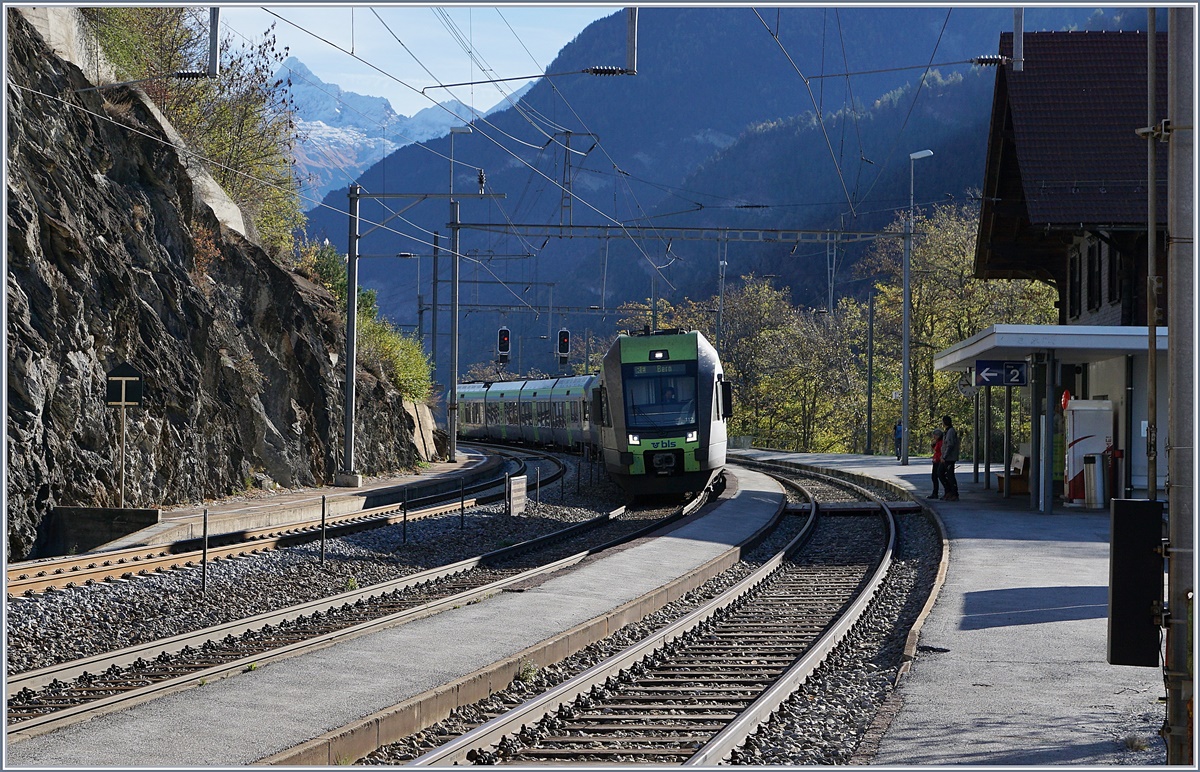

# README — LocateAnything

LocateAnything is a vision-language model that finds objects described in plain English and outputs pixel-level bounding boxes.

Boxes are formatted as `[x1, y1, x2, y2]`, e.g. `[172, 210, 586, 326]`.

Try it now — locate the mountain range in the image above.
[294, 6, 1146, 382]
[280, 57, 532, 203]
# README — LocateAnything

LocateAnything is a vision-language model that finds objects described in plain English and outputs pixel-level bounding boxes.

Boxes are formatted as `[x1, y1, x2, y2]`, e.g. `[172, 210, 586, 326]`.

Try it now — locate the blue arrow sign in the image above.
[975, 360, 1028, 387]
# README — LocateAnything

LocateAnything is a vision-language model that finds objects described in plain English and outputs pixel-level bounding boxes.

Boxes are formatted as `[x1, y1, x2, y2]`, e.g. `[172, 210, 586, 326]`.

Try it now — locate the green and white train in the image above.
[457, 329, 732, 497]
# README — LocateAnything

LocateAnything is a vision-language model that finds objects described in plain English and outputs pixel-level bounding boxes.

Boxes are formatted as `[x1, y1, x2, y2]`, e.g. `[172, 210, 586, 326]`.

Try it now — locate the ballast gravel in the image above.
[6, 462, 627, 675]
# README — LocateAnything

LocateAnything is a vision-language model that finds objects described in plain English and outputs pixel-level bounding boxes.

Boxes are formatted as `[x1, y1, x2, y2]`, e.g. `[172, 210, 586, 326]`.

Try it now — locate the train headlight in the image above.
[686, 430, 698, 443]
[628, 433, 641, 446]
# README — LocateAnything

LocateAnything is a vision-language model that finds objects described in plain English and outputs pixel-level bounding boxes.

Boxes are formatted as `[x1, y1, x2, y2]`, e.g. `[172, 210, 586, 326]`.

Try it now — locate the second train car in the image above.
[455, 328, 732, 497]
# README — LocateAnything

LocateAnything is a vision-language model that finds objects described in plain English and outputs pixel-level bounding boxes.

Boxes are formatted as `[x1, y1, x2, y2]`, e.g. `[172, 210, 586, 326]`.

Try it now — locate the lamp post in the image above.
[901, 148, 933, 466]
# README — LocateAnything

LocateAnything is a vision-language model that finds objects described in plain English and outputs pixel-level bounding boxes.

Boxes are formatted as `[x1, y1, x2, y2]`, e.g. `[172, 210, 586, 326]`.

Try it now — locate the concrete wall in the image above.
[35, 507, 161, 557]
[17, 7, 116, 84]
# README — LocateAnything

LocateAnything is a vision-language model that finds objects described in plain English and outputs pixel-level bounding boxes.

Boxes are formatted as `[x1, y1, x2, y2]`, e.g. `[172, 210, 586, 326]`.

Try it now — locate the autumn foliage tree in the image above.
[460, 207, 1055, 457]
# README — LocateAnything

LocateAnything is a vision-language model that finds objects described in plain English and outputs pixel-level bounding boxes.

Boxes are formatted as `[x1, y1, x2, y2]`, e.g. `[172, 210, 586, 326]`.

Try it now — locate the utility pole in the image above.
[338, 184, 362, 487]
[450, 200, 460, 462]
[1165, 7, 1193, 764]
[716, 238, 727, 352]
[1144, 8, 1159, 502]
[340, 192, 501, 484]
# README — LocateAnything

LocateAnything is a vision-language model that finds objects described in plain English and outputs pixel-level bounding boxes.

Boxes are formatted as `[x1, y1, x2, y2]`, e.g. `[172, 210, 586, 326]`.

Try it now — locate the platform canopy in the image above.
[934, 324, 1168, 373]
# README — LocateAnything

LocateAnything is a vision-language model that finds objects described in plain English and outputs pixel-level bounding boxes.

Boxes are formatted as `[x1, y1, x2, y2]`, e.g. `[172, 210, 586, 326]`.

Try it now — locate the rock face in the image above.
[6, 10, 438, 561]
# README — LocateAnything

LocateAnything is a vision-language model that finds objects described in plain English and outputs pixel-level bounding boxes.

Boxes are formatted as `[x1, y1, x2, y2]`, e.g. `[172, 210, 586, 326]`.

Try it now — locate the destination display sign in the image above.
[633, 363, 687, 376]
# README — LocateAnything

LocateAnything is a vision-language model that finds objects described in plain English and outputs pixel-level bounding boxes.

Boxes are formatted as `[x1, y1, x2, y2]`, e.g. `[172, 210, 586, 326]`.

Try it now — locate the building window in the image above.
[1068, 248, 1082, 319]
[1086, 240, 1101, 311]
[1107, 245, 1121, 304]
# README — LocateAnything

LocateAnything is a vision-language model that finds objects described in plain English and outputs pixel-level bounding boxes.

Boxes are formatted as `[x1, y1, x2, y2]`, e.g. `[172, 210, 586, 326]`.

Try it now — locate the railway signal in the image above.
[557, 328, 570, 364]
[497, 327, 510, 363]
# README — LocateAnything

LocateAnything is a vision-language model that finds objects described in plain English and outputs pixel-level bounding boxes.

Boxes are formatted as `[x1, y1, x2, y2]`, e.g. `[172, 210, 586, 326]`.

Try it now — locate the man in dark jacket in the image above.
[939, 415, 960, 500]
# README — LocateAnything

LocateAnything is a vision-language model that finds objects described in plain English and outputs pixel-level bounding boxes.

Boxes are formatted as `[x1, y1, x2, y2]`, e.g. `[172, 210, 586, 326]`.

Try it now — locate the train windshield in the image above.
[621, 362, 698, 429]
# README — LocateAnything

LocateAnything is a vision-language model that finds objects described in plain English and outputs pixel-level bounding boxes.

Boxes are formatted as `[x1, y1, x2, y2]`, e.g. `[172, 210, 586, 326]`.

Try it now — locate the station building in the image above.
[931, 31, 1182, 514]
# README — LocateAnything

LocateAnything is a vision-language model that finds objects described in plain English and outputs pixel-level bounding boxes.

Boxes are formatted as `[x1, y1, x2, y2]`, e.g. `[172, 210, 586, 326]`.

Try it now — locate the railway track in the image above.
[402, 469, 896, 766]
[6, 486, 706, 740]
[6, 447, 560, 597]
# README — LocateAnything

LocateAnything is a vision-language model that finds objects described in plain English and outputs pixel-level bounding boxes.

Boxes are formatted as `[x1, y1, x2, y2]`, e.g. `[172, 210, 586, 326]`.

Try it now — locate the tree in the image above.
[854, 202, 1057, 453]
[80, 8, 303, 260]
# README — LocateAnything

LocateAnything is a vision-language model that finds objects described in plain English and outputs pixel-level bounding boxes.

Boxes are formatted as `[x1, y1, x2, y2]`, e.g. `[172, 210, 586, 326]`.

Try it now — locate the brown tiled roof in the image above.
[976, 31, 1168, 279]
[1000, 31, 1167, 228]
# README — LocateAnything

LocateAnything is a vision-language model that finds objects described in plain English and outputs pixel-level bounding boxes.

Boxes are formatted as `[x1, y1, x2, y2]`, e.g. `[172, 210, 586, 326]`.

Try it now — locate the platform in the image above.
[96, 448, 495, 551]
[731, 448, 1167, 765]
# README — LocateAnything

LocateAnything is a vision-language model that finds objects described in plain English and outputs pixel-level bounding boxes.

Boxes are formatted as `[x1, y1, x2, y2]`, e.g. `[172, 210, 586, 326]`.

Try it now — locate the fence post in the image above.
[320, 495, 327, 564]
[201, 508, 209, 597]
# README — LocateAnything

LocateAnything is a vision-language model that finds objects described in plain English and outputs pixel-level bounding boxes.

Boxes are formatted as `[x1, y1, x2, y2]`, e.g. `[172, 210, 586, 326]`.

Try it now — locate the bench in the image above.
[995, 454, 1029, 494]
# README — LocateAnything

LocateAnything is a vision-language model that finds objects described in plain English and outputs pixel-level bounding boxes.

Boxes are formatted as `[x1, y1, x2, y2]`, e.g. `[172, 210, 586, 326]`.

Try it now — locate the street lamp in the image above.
[901, 148, 933, 466]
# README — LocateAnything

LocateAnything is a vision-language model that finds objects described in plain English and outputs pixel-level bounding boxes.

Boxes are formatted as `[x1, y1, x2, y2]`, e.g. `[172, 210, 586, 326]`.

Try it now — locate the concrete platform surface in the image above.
[99, 448, 492, 550]
[5, 468, 783, 767]
[732, 449, 1167, 766]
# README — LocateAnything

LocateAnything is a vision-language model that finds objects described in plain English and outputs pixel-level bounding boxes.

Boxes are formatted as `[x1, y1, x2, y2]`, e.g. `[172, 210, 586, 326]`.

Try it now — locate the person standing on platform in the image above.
[939, 415, 960, 500]
[893, 421, 903, 460]
[930, 428, 944, 499]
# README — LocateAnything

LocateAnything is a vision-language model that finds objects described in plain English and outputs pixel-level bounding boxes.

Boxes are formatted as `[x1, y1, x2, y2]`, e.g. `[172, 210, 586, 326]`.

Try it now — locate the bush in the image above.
[357, 313, 431, 401]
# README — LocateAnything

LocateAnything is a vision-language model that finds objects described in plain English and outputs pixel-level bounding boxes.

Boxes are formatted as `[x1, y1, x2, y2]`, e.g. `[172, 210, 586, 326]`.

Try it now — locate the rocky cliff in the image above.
[6, 9, 438, 561]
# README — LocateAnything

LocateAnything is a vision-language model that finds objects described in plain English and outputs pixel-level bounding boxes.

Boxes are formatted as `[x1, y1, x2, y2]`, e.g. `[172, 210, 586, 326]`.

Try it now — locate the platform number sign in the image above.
[975, 360, 1028, 387]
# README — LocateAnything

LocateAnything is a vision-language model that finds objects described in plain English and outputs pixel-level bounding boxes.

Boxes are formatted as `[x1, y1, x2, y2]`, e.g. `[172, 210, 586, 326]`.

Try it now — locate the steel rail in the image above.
[6, 449, 560, 596]
[406, 468, 893, 767]
[7, 491, 706, 740]
[406, 478, 818, 766]
[684, 467, 897, 765]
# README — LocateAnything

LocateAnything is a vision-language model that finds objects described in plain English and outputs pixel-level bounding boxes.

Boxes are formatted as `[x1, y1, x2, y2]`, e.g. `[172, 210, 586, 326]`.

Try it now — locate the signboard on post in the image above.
[506, 475, 527, 516]
[106, 362, 144, 508]
[975, 360, 1028, 387]
[106, 362, 144, 405]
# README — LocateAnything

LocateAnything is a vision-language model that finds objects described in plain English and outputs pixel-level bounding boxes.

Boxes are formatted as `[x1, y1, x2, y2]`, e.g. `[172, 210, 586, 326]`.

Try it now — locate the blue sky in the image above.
[219, 5, 621, 117]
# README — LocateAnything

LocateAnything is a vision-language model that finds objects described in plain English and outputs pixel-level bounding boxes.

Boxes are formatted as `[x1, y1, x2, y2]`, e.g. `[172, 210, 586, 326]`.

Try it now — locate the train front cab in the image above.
[597, 330, 732, 496]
